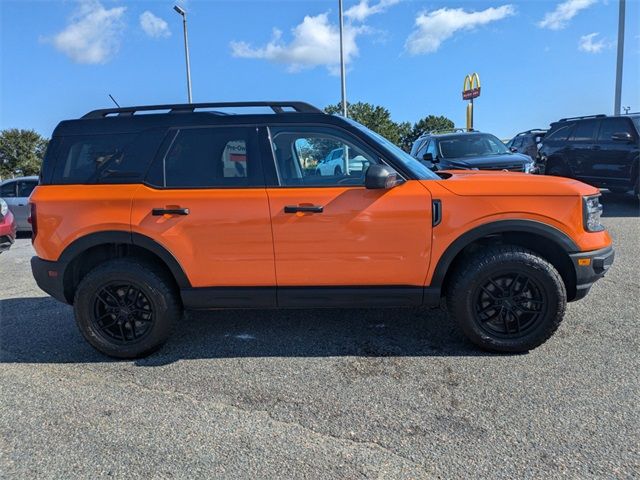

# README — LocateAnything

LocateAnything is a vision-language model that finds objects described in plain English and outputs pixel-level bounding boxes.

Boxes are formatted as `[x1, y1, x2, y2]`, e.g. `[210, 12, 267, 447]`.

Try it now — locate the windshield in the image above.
[344, 118, 439, 180]
[437, 134, 509, 159]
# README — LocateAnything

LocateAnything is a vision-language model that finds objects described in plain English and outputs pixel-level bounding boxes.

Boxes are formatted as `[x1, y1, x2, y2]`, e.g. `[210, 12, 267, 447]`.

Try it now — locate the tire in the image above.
[73, 258, 182, 359]
[446, 246, 566, 353]
[334, 166, 342, 175]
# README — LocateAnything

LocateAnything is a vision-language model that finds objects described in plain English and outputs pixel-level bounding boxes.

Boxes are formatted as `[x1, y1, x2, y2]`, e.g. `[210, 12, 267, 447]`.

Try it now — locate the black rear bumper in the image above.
[31, 256, 69, 304]
[569, 246, 615, 301]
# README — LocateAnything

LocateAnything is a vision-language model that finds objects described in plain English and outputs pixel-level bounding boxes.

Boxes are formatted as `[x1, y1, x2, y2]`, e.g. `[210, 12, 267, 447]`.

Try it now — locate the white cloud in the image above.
[50, 0, 126, 64]
[405, 5, 515, 55]
[344, 0, 401, 22]
[230, 13, 367, 74]
[578, 32, 605, 53]
[140, 11, 171, 39]
[538, 0, 597, 30]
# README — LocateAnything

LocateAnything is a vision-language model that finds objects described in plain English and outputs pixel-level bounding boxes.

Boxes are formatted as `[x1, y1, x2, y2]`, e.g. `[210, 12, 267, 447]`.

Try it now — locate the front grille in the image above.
[480, 164, 524, 172]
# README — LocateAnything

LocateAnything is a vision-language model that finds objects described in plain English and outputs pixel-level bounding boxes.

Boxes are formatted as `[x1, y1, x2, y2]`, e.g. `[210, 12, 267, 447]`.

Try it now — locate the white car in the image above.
[0, 176, 38, 232]
[315, 148, 370, 176]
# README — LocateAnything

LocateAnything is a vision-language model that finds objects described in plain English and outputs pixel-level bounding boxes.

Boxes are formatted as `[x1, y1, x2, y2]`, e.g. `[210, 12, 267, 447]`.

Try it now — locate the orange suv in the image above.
[30, 102, 614, 358]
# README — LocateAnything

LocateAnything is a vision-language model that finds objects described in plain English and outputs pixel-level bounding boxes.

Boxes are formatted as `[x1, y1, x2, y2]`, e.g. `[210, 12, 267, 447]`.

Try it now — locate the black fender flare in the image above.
[430, 219, 579, 288]
[58, 230, 191, 288]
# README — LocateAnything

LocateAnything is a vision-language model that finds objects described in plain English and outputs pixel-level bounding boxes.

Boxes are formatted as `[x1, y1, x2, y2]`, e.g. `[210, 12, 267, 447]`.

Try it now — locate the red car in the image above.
[0, 198, 17, 253]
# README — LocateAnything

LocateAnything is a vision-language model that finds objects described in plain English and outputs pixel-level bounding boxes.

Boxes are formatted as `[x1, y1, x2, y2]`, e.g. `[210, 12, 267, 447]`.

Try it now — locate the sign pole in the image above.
[614, 0, 625, 116]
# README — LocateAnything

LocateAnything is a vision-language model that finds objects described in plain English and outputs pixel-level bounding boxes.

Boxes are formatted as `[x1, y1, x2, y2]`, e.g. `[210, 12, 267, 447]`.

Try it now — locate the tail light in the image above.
[29, 203, 37, 242]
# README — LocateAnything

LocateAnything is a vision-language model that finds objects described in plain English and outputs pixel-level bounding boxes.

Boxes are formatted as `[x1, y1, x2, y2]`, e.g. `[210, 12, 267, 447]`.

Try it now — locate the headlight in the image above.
[0, 198, 8, 217]
[583, 195, 604, 232]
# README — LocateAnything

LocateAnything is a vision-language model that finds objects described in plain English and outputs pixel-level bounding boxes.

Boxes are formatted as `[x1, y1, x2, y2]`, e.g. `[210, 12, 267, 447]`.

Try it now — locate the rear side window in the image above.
[598, 118, 635, 141]
[146, 127, 262, 188]
[570, 120, 599, 142]
[17, 180, 37, 197]
[51, 130, 164, 184]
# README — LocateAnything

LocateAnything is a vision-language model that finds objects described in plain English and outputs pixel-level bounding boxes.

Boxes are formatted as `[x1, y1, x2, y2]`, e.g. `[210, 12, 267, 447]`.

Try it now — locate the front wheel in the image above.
[73, 258, 182, 359]
[446, 246, 566, 353]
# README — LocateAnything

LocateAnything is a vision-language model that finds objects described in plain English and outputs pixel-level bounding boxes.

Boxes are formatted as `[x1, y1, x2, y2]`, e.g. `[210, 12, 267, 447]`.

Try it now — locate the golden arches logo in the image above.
[462, 73, 481, 100]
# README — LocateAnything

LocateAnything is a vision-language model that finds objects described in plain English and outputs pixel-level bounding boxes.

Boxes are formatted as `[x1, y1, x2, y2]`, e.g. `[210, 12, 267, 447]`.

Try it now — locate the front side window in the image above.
[269, 127, 381, 187]
[598, 118, 635, 141]
[150, 127, 259, 188]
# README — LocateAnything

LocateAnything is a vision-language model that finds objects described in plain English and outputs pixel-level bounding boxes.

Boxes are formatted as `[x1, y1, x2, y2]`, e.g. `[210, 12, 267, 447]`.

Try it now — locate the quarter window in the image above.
[50, 130, 164, 184]
[270, 127, 383, 187]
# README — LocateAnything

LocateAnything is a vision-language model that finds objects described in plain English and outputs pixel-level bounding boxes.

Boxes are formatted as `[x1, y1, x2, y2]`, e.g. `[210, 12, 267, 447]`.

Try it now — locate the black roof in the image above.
[53, 101, 335, 136]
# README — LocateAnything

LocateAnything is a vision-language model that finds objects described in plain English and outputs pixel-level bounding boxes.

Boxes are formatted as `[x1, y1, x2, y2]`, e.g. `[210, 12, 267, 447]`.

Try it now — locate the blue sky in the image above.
[1, 0, 638, 139]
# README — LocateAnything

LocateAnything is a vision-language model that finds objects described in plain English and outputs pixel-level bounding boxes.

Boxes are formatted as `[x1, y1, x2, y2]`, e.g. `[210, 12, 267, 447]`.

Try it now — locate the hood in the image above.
[441, 153, 531, 168]
[429, 170, 600, 197]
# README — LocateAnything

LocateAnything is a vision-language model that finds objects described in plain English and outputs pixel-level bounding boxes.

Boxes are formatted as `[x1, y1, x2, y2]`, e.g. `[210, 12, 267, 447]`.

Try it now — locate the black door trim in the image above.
[180, 285, 441, 309]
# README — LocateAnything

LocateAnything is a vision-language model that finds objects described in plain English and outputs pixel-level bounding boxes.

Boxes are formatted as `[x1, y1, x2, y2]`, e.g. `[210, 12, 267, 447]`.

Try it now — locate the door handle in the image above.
[152, 208, 190, 216]
[284, 205, 323, 214]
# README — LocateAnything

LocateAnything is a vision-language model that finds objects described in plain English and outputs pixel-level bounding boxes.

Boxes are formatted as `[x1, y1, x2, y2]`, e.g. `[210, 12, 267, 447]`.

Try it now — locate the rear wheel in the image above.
[446, 246, 566, 353]
[73, 258, 181, 359]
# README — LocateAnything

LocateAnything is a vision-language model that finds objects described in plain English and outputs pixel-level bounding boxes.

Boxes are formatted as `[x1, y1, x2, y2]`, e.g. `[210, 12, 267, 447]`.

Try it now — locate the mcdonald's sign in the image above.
[462, 73, 481, 100]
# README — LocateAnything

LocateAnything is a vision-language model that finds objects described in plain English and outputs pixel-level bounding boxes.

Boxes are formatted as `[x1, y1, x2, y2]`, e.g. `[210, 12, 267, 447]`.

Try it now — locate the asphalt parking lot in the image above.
[1, 192, 638, 479]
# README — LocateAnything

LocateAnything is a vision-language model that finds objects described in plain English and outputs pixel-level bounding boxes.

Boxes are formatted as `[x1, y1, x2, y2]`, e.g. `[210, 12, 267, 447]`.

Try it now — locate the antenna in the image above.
[108, 94, 121, 108]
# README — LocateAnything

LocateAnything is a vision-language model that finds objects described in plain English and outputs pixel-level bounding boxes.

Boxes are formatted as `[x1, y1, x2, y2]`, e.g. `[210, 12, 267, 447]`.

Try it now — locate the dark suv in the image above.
[411, 130, 536, 173]
[538, 114, 640, 197]
[505, 129, 547, 161]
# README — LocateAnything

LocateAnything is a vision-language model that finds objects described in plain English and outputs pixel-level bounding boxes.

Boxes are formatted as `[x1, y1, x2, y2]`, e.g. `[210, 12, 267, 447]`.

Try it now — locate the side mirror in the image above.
[510, 147, 518, 152]
[611, 132, 633, 142]
[365, 165, 399, 189]
[422, 152, 434, 162]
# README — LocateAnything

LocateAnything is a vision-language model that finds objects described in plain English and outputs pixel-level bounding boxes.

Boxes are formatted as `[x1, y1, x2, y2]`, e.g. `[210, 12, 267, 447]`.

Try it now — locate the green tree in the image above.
[325, 103, 454, 153]
[402, 115, 455, 151]
[325, 102, 407, 146]
[0, 129, 48, 178]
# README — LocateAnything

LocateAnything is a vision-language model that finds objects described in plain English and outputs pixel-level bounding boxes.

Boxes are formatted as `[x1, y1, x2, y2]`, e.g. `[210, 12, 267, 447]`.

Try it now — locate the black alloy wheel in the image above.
[446, 246, 566, 353]
[474, 272, 546, 338]
[92, 283, 154, 343]
[74, 258, 181, 359]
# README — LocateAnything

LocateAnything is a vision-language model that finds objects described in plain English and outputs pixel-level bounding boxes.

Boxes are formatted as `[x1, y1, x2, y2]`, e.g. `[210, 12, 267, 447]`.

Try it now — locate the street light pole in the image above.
[614, 0, 625, 116]
[338, 0, 347, 117]
[174, 5, 192, 103]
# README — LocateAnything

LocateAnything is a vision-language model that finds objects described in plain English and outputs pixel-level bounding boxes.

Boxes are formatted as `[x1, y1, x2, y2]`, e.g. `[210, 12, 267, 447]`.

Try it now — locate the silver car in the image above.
[0, 176, 38, 232]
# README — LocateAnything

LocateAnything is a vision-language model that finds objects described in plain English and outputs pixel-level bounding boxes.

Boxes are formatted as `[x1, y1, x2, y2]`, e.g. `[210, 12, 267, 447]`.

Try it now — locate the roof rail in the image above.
[427, 127, 476, 135]
[557, 114, 606, 122]
[515, 129, 547, 136]
[82, 101, 324, 119]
